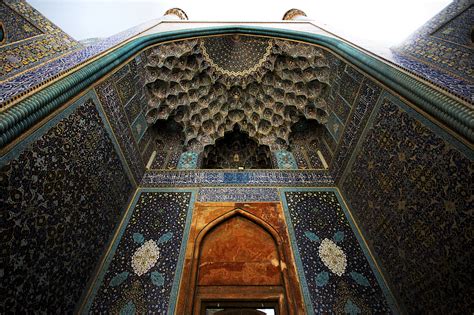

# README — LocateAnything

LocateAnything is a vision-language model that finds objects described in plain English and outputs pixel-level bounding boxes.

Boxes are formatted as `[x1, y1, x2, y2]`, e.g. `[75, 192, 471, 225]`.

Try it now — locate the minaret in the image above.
[162, 8, 189, 20]
[282, 9, 310, 21]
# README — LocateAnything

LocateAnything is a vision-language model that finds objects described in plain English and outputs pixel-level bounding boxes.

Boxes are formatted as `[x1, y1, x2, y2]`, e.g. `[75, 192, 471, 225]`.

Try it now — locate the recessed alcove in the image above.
[148, 117, 186, 169]
[175, 204, 306, 314]
[288, 117, 328, 169]
[201, 124, 273, 169]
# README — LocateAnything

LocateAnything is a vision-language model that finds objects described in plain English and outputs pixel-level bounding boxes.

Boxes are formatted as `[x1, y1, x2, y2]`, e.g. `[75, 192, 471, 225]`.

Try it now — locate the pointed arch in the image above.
[181, 207, 299, 314]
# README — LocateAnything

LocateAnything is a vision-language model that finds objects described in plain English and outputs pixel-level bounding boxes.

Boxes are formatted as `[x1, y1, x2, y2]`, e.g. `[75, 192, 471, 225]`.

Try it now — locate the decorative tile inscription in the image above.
[141, 169, 334, 187]
[96, 75, 145, 182]
[0, 1, 80, 81]
[331, 78, 382, 182]
[197, 187, 279, 202]
[0, 16, 159, 104]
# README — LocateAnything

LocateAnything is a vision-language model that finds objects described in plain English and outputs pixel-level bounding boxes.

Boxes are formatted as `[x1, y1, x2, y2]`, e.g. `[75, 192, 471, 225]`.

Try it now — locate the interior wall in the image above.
[83, 188, 400, 314]
[0, 91, 134, 313]
[339, 91, 473, 313]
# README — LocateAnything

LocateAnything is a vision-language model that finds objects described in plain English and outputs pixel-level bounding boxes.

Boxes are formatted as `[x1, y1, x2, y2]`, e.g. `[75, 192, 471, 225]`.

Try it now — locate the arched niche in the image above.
[288, 117, 328, 169]
[147, 117, 186, 169]
[202, 125, 273, 169]
[178, 208, 303, 314]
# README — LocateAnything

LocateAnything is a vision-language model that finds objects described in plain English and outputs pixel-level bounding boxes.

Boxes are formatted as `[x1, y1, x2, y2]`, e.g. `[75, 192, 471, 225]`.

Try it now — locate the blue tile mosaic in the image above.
[326, 112, 344, 142]
[432, 4, 473, 46]
[0, 17, 160, 105]
[331, 78, 382, 182]
[124, 96, 143, 125]
[150, 151, 167, 169]
[131, 112, 147, 142]
[0, 2, 41, 44]
[0, 1, 81, 83]
[390, 53, 473, 102]
[290, 148, 311, 169]
[95, 70, 145, 182]
[150, 149, 181, 170]
[281, 189, 397, 313]
[116, 71, 136, 105]
[177, 151, 199, 169]
[274, 150, 298, 169]
[86, 190, 194, 314]
[340, 92, 473, 312]
[0, 94, 133, 313]
[390, 0, 473, 102]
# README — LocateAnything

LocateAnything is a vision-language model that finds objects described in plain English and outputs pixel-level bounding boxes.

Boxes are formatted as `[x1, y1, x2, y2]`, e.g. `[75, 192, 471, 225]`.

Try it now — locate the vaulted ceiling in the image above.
[144, 35, 332, 152]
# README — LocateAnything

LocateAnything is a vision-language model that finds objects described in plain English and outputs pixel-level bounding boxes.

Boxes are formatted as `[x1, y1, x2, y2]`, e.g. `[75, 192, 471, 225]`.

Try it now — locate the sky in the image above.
[29, 0, 451, 47]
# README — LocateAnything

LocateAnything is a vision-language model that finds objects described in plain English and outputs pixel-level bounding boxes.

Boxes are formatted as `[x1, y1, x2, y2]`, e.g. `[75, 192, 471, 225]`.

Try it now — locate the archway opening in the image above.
[191, 210, 289, 314]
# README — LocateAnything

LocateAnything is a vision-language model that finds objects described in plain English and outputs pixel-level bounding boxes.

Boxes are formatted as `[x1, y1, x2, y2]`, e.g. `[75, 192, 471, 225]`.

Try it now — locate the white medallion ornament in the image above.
[318, 238, 347, 276]
[131, 239, 160, 276]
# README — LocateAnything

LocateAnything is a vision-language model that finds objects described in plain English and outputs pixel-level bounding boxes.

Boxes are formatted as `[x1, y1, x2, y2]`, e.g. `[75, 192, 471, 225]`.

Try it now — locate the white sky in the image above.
[29, 0, 451, 47]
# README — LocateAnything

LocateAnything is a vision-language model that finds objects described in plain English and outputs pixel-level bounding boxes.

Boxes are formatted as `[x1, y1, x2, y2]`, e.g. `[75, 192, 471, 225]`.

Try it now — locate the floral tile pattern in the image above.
[282, 190, 396, 313]
[177, 152, 199, 169]
[340, 92, 473, 313]
[0, 96, 133, 313]
[87, 191, 193, 314]
[274, 150, 298, 169]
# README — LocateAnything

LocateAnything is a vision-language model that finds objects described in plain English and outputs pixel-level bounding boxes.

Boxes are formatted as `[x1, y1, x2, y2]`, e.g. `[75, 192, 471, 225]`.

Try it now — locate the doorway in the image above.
[175, 202, 305, 314]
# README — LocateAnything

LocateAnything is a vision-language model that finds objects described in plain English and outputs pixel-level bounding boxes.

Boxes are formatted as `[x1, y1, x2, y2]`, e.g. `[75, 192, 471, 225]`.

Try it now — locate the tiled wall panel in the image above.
[0, 93, 133, 313]
[86, 190, 194, 314]
[95, 61, 147, 182]
[340, 92, 473, 312]
[281, 189, 396, 313]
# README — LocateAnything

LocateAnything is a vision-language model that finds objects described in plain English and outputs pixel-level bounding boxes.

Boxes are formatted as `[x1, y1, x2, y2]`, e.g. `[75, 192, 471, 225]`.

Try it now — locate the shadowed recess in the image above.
[202, 125, 273, 169]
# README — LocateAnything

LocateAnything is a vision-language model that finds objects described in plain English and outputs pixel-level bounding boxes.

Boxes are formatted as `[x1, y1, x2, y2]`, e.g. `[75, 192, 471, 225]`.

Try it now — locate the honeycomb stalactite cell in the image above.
[145, 36, 331, 153]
